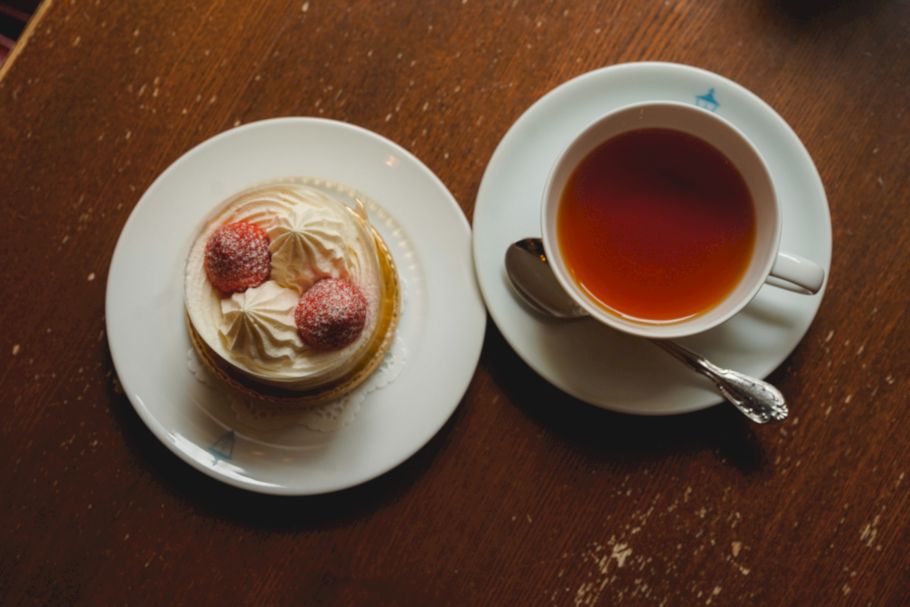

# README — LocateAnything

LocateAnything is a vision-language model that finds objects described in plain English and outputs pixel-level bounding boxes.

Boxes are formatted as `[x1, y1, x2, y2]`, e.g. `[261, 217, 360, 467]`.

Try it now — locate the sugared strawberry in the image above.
[295, 278, 368, 350]
[204, 222, 271, 293]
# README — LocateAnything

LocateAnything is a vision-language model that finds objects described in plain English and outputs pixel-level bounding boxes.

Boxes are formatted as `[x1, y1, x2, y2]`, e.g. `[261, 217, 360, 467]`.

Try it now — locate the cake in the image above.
[184, 180, 400, 405]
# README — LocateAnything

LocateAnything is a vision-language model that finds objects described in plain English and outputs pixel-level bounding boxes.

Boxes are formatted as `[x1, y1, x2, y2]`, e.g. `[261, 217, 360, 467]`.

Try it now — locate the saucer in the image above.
[106, 118, 485, 494]
[472, 62, 831, 415]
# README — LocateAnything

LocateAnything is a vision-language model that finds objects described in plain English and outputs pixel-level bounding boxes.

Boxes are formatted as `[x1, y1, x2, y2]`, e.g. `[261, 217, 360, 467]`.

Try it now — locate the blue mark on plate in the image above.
[695, 87, 720, 112]
[208, 430, 235, 462]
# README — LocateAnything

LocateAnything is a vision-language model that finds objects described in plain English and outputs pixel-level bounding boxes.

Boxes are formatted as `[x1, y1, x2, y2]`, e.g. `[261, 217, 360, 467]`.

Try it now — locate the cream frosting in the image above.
[184, 181, 382, 388]
[219, 280, 300, 370]
[267, 203, 352, 291]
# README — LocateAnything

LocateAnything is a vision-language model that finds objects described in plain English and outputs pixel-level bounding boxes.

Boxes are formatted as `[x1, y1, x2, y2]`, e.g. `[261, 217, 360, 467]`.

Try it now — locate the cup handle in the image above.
[766, 251, 825, 294]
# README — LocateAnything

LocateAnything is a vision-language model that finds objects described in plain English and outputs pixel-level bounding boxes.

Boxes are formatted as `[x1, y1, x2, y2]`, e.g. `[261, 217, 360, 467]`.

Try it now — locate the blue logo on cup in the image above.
[695, 88, 720, 112]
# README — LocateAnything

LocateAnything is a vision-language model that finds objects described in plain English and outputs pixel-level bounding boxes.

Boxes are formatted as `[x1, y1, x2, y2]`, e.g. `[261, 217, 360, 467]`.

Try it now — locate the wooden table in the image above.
[2, 1, 907, 605]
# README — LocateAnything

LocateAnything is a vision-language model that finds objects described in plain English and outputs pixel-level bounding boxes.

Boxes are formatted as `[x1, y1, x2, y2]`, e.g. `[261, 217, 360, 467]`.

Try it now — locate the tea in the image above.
[557, 128, 756, 323]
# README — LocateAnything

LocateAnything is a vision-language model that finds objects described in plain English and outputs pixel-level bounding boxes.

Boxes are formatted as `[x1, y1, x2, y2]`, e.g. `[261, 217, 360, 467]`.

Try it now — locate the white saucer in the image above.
[106, 118, 485, 495]
[473, 62, 831, 415]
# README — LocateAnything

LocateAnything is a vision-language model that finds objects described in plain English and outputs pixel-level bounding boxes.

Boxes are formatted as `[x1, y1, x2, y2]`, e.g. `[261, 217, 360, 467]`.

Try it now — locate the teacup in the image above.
[541, 101, 824, 340]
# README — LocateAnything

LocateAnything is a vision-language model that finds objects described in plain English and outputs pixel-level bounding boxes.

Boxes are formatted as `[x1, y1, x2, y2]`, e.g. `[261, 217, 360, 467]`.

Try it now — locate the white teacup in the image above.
[541, 101, 825, 340]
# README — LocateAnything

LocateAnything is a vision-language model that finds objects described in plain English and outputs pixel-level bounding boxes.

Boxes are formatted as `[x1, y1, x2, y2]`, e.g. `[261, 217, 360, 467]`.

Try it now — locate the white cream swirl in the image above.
[219, 281, 300, 370]
[184, 181, 382, 387]
[267, 203, 353, 291]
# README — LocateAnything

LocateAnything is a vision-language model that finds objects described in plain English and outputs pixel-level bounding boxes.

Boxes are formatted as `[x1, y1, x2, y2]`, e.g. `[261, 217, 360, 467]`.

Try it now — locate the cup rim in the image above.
[540, 100, 781, 339]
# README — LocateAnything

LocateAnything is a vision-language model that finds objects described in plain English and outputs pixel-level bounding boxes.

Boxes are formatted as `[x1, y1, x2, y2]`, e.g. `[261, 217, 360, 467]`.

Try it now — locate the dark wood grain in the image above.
[1, 1, 908, 605]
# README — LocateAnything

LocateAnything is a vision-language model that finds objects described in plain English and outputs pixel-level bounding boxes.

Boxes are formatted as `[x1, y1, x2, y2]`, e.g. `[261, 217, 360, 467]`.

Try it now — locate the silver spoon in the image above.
[505, 238, 788, 423]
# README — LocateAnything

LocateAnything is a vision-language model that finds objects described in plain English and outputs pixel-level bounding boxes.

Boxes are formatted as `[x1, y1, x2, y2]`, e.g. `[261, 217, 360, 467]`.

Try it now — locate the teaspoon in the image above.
[505, 237, 788, 423]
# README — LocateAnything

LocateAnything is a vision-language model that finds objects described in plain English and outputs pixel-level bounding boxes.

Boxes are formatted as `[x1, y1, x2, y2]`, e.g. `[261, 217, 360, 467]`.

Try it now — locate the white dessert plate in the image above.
[473, 62, 831, 415]
[107, 118, 485, 495]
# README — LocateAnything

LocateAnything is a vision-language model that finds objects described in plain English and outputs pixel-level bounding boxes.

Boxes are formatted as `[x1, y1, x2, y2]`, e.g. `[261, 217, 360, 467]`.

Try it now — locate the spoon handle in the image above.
[650, 340, 788, 423]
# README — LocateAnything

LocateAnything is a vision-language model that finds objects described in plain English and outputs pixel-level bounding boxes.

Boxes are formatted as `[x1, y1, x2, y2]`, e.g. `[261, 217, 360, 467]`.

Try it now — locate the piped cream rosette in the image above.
[185, 180, 400, 405]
